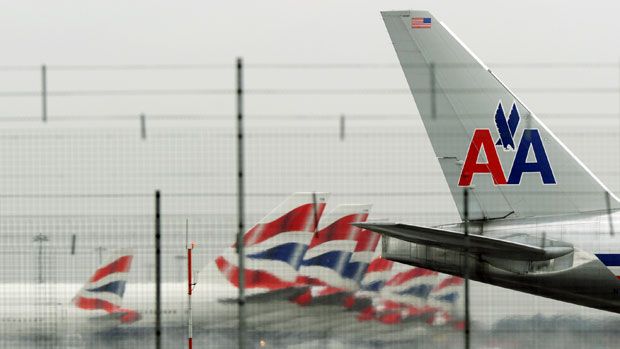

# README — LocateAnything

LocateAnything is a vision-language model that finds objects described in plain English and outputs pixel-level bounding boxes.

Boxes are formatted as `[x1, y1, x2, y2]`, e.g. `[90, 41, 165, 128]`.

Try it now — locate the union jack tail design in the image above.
[356, 264, 440, 324]
[214, 192, 329, 293]
[431, 275, 463, 305]
[428, 275, 464, 327]
[359, 298, 438, 325]
[383, 266, 438, 300]
[345, 255, 394, 312]
[73, 250, 141, 324]
[296, 204, 379, 291]
[359, 256, 394, 292]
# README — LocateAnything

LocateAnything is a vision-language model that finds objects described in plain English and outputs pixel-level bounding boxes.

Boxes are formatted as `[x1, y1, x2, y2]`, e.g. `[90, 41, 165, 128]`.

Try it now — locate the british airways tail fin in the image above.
[382, 10, 619, 220]
[73, 249, 140, 324]
[292, 204, 379, 305]
[296, 204, 378, 290]
[205, 192, 329, 296]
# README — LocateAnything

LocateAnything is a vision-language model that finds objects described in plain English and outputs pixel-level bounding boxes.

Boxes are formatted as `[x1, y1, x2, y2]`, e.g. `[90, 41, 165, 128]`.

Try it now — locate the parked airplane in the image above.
[356, 10, 620, 313]
[122, 192, 330, 331]
[253, 204, 380, 332]
[118, 193, 381, 335]
[118, 193, 449, 343]
[337, 255, 463, 345]
[0, 250, 137, 339]
[0, 192, 457, 345]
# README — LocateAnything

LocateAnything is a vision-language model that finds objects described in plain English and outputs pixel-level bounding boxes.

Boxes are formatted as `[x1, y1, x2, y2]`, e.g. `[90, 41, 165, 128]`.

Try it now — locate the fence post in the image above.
[235, 57, 246, 349]
[141, 113, 147, 139]
[33, 234, 49, 283]
[155, 190, 162, 349]
[95, 246, 106, 265]
[70, 234, 76, 255]
[339, 114, 345, 141]
[463, 188, 470, 349]
[41, 64, 47, 123]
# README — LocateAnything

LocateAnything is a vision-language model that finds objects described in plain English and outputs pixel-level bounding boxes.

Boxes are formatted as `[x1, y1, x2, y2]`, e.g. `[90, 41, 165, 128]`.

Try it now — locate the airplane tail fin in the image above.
[296, 204, 379, 291]
[382, 266, 438, 302]
[210, 192, 329, 294]
[292, 204, 380, 305]
[354, 261, 439, 324]
[73, 249, 140, 324]
[344, 255, 394, 313]
[428, 275, 463, 326]
[359, 255, 394, 293]
[382, 10, 619, 220]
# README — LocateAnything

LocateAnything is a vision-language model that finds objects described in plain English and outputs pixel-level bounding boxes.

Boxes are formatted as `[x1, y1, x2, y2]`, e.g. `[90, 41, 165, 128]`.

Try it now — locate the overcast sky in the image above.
[0, 1, 618, 118]
[1, 1, 619, 119]
[1, 1, 619, 65]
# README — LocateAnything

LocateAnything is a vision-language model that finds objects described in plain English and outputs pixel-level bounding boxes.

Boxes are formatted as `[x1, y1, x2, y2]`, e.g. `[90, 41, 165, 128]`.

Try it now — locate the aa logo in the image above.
[458, 102, 556, 187]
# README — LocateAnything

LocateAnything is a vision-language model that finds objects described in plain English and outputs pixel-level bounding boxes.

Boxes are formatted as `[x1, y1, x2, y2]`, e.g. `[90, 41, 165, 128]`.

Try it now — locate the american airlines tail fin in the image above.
[382, 10, 620, 220]
[73, 249, 140, 324]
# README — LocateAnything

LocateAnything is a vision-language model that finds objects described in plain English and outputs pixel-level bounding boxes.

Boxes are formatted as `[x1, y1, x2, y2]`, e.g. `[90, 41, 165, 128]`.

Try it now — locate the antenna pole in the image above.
[186, 219, 193, 349]
[155, 190, 162, 349]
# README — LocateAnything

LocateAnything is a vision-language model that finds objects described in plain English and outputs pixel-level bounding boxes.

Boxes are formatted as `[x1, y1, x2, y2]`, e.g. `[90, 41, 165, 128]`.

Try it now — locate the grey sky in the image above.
[1, 1, 619, 120]
[1, 1, 619, 64]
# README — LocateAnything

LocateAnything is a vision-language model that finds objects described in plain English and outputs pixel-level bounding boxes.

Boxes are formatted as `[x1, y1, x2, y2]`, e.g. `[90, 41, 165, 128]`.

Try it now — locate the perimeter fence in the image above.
[0, 60, 619, 349]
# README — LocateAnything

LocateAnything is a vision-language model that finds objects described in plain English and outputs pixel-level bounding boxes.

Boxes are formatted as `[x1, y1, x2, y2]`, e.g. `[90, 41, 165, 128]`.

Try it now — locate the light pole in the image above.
[32, 234, 49, 284]
[95, 246, 107, 265]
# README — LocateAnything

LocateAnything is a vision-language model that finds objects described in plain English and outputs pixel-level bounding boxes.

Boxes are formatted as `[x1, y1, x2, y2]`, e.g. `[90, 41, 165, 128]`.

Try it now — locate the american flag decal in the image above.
[411, 17, 432, 29]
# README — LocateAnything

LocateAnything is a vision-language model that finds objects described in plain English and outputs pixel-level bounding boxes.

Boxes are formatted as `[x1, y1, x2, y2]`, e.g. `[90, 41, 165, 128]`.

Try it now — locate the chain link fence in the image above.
[0, 61, 619, 348]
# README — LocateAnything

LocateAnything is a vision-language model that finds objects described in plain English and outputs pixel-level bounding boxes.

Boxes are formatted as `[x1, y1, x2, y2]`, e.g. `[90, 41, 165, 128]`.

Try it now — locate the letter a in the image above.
[458, 129, 507, 186]
[507, 129, 556, 184]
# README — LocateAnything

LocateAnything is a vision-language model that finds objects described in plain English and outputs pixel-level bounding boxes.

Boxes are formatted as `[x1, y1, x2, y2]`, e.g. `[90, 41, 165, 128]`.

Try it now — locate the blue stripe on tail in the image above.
[86, 280, 127, 297]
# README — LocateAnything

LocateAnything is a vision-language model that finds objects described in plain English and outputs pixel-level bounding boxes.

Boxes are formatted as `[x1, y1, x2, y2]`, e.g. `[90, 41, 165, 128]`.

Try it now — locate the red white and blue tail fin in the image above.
[208, 192, 329, 296]
[359, 255, 394, 293]
[383, 10, 620, 220]
[296, 204, 378, 291]
[428, 275, 464, 327]
[356, 263, 439, 324]
[345, 254, 394, 315]
[382, 266, 438, 303]
[73, 249, 140, 324]
[292, 204, 381, 306]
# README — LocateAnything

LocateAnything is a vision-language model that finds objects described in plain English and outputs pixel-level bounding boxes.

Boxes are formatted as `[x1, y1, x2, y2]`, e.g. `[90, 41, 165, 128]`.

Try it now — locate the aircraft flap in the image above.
[354, 222, 573, 261]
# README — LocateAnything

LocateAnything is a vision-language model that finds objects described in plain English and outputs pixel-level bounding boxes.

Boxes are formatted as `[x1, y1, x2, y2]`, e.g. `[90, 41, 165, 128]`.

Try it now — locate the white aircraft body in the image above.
[357, 10, 620, 314]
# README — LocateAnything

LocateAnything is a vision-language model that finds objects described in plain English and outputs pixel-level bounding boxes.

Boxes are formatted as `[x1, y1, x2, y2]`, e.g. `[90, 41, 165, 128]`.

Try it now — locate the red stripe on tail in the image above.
[215, 256, 295, 290]
[89, 255, 133, 283]
[385, 267, 437, 286]
[241, 203, 326, 247]
[75, 297, 141, 324]
[434, 276, 463, 291]
[307, 213, 369, 248]
[366, 258, 394, 272]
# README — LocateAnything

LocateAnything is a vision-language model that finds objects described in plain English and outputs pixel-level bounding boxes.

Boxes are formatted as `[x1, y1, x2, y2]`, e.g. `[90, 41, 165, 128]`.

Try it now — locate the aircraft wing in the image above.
[353, 223, 572, 261]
